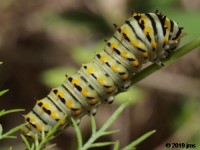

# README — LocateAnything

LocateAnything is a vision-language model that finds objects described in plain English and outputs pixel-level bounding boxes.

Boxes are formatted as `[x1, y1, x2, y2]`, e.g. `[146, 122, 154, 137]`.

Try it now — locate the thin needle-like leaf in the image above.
[21, 134, 32, 150]
[71, 118, 83, 149]
[0, 124, 3, 135]
[90, 115, 96, 134]
[122, 130, 156, 150]
[113, 141, 120, 150]
[101, 130, 119, 136]
[98, 101, 129, 133]
[0, 123, 26, 140]
[89, 142, 116, 148]
[9, 146, 12, 150]
[0, 89, 9, 96]
[0, 109, 24, 117]
[45, 143, 57, 149]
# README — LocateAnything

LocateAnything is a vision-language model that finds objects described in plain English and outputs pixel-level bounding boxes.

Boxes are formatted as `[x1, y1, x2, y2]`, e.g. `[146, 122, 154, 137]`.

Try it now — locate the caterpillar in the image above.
[21, 10, 183, 139]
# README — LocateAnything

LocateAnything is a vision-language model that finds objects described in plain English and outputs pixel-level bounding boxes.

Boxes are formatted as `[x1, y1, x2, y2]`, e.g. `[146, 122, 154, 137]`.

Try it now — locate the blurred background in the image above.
[0, 0, 200, 149]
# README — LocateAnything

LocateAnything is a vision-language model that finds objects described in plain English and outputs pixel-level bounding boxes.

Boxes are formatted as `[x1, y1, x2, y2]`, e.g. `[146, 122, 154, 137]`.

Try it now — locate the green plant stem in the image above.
[132, 37, 200, 84]
[35, 117, 67, 150]
[80, 101, 129, 150]
[0, 109, 24, 117]
[71, 118, 83, 149]
[0, 123, 26, 140]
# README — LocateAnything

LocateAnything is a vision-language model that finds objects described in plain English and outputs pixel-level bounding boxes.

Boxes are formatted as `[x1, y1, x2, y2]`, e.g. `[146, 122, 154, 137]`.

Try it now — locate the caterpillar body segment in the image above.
[21, 11, 183, 139]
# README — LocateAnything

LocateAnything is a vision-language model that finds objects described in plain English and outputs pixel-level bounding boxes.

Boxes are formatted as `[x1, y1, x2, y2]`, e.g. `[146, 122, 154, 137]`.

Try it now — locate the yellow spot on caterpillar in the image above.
[132, 12, 138, 16]
[81, 88, 88, 97]
[122, 27, 129, 35]
[100, 55, 107, 62]
[24, 114, 28, 119]
[165, 19, 170, 28]
[72, 79, 79, 85]
[164, 36, 168, 44]
[152, 41, 157, 49]
[51, 112, 58, 119]
[97, 77, 105, 85]
[37, 125, 43, 132]
[57, 91, 64, 97]
[30, 117, 35, 123]
[111, 65, 120, 72]
[43, 103, 49, 110]
[89, 99, 97, 105]
[144, 28, 150, 34]
[121, 51, 128, 58]
[106, 86, 115, 93]
[132, 60, 139, 67]
[74, 110, 81, 116]
[133, 12, 141, 17]
[111, 43, 118, 49]
[87, 67, 94, 73]
[59, 119, 66, 126]
[130, 39, 139, 47]
[121, 73, 129, 80]
[52, 88, 56, 91]
[66, 100, 73, 108]
[142, 51, 149, 58]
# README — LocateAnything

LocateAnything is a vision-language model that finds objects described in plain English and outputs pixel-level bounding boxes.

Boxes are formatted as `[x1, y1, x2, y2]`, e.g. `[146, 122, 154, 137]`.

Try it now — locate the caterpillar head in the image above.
[162, 25, 184, 59]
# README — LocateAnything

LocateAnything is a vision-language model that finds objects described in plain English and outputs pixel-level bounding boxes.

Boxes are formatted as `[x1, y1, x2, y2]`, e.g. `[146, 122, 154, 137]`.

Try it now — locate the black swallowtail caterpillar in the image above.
[21, 10, 183, 139]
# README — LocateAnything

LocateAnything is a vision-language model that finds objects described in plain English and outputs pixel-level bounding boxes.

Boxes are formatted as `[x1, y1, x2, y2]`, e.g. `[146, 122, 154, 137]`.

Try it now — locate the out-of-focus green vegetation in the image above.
[0, 63, 25, 149]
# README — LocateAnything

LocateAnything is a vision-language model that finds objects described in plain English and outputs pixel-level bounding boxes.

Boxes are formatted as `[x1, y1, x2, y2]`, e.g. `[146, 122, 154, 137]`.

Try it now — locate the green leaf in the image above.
[0, 62, 2, 65]
[0, 89, 9, 96]
[32, 120, 61, 150]
[90, 115, 96, 134]
[113, 141, 120, 150]
[0, 124, 3, 135]
[0, 123, 26, 140]
[3, 135, 16, 139]
[0, 109, 24, 117]
[34, 134, 39, 149]
[89, 142, 116, 148]
[121, 130, 156, 150]
[21, 134, 32, 150]
[101, 130, 119, 136]
[0, 110, 5, 116]
[71, 118, 83, 149]
[45, 143, 57, 149]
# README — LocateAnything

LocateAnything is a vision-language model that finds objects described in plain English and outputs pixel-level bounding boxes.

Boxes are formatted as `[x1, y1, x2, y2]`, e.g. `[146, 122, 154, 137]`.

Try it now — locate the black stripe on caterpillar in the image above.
[21, 10, 184, 139]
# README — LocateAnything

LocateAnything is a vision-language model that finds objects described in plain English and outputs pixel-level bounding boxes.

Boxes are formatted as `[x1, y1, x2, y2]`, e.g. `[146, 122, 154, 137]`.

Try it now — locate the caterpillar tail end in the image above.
[20, 115, 38, 140]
